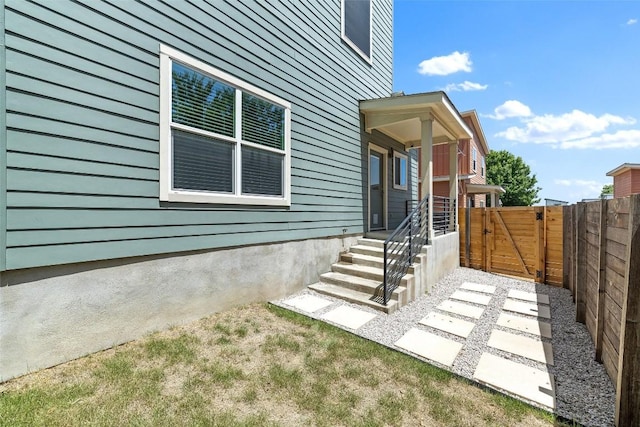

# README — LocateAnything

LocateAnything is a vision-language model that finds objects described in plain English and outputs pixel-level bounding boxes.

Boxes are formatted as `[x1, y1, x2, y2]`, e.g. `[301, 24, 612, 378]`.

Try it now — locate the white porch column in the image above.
[449, 141, 458, 231]
[420, 116, 434, 241]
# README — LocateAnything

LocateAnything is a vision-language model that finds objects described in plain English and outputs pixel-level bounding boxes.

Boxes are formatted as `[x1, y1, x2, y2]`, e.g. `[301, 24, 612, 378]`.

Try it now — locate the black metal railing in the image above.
[432, 196, 456, 235]
[373, 196, 428, 305]
[406, 196, 457, 236]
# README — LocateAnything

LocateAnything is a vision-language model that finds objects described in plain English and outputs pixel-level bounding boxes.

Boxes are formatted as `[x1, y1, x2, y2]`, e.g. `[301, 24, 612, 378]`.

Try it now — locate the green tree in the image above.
[600, 184, 614, 198]
[486, 150, 541, 206]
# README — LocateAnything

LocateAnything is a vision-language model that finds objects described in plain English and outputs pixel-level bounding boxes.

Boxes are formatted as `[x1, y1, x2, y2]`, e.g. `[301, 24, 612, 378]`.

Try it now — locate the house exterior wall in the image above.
[2, 0, 393, 271]
[614, 172, 631, 198]
[613, 169, 640, 198]
[0, 0, 394, 380]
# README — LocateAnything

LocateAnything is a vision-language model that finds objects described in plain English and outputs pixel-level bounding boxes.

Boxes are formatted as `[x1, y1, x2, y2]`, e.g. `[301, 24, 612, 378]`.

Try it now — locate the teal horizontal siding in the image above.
[6, 225, 363, 270]
[7, 209, 364, 230]
[4, 0, 393, 270]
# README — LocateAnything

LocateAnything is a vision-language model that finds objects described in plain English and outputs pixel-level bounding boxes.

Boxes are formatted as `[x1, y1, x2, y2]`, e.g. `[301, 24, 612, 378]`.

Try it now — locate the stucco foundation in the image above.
[420, 232, 460, 294]
[0, 234, 360, 381]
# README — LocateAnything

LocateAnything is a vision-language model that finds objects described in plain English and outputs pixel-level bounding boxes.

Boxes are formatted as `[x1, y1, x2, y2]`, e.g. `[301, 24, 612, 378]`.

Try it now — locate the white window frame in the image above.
[393, 151, 408, 191]
[341, 0, 373, 64]
[159, 45, 291, 206]
[472, 147, 477, 172]
[481, 156, 485, 177]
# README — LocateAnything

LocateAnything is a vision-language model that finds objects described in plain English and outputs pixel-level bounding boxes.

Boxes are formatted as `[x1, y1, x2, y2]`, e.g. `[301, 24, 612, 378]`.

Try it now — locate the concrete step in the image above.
[319, 271, 406, 304]
[340, 252, 416, 275]
[350, 244, 409, 259]
[331, 262, 413, 287]
[308, 282, 399, 314]
[358, 238, 385, 248]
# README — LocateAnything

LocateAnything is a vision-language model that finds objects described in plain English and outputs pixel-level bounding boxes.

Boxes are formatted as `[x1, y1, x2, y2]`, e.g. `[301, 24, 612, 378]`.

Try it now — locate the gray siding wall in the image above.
[3, 0, 393, 270]
[1, 1, 7, 272]
[361, 130, 417, 230]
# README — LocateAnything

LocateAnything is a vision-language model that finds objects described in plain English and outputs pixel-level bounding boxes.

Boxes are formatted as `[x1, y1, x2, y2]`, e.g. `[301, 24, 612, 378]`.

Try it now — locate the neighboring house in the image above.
[606, 163, 640, 198]
[0, 0, 470, 380]
[417, 110, 503, 208]
[545, 199, 569, 206]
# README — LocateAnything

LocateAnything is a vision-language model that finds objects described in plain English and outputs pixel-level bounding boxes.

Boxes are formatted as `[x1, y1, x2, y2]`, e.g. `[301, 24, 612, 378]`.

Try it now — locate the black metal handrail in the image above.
[373, 196, 429, 305]
[406, 196, 457, 236]
[432, 195, 456, 235]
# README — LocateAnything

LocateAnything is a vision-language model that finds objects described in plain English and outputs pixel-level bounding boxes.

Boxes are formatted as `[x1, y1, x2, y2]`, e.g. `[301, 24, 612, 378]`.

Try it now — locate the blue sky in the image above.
[393, 1, 640, 203]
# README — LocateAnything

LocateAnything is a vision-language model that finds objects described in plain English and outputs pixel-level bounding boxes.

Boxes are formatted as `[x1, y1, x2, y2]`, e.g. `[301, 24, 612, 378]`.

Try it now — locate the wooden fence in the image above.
[458, 206, 564, 286]
[565, 194, 640, 426]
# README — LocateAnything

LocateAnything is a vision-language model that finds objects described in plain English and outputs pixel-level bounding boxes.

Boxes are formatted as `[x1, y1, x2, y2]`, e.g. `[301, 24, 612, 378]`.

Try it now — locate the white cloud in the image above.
[496, 109, 636, 144]
[559, 129, 640, 149]
[443, 81, 488, 92]
[487, 100, 533, 120]
[554, 179, 606, 201]
[628, 18, 638, 25]
[417, 51, 472, 76]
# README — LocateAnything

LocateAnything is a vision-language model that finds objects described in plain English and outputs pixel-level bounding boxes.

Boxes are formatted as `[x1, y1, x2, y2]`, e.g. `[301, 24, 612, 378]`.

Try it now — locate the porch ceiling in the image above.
[359, 91, 472, 147]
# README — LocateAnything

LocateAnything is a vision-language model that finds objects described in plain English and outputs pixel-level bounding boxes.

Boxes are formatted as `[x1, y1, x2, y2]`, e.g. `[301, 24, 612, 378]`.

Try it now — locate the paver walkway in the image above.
[279, 279, 556, 411]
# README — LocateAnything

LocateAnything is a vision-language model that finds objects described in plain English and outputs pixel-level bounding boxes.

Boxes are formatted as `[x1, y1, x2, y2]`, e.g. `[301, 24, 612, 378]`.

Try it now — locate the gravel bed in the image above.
[273, 267, 615, 427]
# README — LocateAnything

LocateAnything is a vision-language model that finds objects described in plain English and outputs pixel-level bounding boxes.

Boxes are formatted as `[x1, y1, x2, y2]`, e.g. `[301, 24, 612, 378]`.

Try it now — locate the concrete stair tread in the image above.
[321, 270, 382, 288]
[330, 263, 413, 286]
[308, 282, 398, 314]
[320, 270, 407, 299]
[333, 262, 384, 276]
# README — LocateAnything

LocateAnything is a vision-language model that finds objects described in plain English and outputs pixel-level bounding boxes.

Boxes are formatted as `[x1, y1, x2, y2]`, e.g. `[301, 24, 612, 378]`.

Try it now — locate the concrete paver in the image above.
[282, 294, 333, 313]
[474, 352, 555, 410]
[450, 290, 492, 306]
[503, 299, 551, 319]
[437, 300, 485, 319]
[497, 313, 552, 338]
[321, 305, 377, 330]
[460, 282, 496, 294]
[395, 327, 463, 367]
[419, 312, 475, 338]
[508, 289, 550, 305]
[488, 329, 554, 365]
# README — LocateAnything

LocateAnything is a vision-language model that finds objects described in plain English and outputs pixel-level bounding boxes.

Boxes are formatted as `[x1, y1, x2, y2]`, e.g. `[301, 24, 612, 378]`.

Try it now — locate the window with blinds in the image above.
[342, 0, 372, 63]
[159, 45, 291, 205]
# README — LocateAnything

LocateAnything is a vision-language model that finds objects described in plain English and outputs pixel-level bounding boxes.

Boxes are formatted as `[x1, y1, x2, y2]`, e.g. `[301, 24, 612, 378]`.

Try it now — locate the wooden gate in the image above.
[459, 206, 564, 286]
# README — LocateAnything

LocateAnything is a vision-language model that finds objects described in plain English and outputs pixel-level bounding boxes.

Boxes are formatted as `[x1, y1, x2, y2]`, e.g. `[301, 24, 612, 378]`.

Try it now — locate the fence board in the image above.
[616, 194, 640, 426]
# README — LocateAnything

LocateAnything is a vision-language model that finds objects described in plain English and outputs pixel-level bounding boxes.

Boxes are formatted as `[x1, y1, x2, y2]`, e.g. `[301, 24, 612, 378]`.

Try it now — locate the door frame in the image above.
[368, 143, 388, 231]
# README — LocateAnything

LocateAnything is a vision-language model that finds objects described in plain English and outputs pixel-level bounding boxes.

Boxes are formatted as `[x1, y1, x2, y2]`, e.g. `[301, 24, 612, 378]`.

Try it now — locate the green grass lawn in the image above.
[0, 303, 569, 426]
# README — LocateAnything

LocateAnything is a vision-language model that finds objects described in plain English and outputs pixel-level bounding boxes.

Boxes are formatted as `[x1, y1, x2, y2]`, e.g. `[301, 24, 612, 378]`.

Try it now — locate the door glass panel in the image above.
[370, 154, 380, 186]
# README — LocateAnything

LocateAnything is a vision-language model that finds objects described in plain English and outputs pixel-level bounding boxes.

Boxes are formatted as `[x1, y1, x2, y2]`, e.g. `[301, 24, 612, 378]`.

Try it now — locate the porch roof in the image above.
[606, 163, 640, 177]
[466, 184, 505, 195]
[359, 91, 472, 147]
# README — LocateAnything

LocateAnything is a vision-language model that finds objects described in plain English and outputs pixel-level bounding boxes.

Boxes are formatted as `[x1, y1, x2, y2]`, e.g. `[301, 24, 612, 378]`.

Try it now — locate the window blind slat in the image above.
[172, 63, 235, 137]
[173, 130, 234, 193]
[241, 145, 283, 196]
[242, 93, 284, 150]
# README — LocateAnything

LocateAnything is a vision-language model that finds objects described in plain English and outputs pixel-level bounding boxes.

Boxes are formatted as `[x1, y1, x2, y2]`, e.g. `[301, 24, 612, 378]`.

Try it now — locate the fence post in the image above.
[615, 194, 640, 426]
[575, 202, 587, 324]
[465, 207, 471, 267]
[562, 205, 572, 290]
[595, 199, 607, 362]
[534, 207, 545, 283]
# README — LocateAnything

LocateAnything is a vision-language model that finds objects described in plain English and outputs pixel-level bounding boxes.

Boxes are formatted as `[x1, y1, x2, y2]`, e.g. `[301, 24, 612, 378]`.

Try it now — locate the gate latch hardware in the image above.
[536, 212, 543, 220]
[536, 270, 542, 278]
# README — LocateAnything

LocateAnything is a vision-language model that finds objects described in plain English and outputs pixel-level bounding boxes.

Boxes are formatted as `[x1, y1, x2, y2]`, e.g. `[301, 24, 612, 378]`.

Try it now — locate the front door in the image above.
[370, 150, 385, 230]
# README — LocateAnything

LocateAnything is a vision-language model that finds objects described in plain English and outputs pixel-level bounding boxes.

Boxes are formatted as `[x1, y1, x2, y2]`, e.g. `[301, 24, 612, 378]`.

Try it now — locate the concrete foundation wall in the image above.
[421, 232, 460, 294]
[0, 235, 360, 382]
